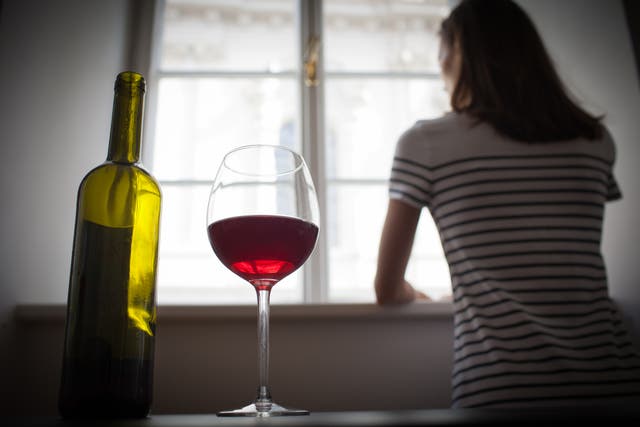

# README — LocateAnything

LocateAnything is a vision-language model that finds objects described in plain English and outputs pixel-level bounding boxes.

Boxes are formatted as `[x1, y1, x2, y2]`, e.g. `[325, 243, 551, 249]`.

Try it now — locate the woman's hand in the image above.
[376, 279, 431, 305]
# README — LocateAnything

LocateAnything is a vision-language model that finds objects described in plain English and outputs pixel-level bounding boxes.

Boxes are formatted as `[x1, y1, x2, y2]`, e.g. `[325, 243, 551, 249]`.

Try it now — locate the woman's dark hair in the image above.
[440, 0, 603, 142]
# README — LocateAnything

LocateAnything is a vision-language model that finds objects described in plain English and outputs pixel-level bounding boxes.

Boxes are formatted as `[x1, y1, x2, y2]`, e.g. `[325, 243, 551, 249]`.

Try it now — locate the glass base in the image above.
[218, 402, 309, 417]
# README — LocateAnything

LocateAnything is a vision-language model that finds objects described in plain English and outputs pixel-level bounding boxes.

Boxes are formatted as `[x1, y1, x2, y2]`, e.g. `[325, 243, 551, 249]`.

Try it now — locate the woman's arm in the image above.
[374, 199, 427, 305]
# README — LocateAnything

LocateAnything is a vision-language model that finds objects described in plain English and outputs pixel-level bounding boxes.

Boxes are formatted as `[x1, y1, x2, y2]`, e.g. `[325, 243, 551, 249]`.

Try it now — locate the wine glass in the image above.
[206, 144, 320, 417]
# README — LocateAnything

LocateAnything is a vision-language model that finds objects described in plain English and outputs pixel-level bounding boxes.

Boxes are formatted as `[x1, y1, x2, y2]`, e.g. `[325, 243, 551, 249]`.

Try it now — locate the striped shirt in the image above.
[389, 112, 640, 408]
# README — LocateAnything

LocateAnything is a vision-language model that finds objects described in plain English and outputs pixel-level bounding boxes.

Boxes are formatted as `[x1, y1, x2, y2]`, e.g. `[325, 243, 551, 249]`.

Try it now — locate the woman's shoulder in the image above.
[396, 112, 480, 155]
[395, 113, 468, 163]
[407, 112, 471, 138]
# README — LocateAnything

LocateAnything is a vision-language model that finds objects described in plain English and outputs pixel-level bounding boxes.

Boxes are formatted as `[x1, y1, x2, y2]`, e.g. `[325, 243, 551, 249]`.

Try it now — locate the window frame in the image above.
[142, 0, 449, 305]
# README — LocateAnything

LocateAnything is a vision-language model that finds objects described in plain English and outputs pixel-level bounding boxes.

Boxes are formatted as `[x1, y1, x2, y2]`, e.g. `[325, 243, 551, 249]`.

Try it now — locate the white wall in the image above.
[0, 0, 131, 409]
[0, 0, 131, 305]
[10, 304, 454, 415]
[1, 0, 639, 416]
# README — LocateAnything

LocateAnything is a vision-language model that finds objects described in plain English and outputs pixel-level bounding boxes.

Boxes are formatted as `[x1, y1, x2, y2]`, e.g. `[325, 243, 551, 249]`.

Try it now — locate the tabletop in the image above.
[6, 407, 640, 427]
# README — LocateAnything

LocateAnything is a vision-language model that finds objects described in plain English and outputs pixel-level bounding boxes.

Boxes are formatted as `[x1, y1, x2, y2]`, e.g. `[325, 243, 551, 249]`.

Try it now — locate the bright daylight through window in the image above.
[149, 0, 451, 304]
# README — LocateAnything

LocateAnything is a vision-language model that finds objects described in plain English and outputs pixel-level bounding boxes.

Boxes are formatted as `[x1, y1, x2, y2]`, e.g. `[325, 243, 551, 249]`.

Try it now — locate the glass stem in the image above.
[255, 288, 272, 411]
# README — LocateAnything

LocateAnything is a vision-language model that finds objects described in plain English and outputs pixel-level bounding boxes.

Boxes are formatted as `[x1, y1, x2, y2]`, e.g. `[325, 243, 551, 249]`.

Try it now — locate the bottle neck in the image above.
[107, 73, 145, 164]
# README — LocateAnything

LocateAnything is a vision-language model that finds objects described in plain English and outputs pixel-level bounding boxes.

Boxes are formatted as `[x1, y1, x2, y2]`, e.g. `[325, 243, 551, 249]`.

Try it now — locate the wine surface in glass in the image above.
[208, 214, 318, 289]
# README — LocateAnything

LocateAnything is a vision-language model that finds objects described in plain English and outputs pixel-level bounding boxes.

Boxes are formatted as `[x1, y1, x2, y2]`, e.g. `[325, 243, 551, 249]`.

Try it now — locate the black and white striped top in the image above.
[389, 113, 640, 408]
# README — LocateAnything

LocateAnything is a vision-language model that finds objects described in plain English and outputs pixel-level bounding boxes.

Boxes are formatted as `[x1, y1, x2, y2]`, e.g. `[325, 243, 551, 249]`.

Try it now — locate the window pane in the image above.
[327, 184, 450, 302]
[160, 0, 296, 72]
[325, 78, 449, 180]
[324, 0, 449, 72]
[157, 185, 303, 304]
[152, 77, 298, 181]
[406, 214, 452, 302]
[327, 185, 385, 302]
[151, 0, 452, 304]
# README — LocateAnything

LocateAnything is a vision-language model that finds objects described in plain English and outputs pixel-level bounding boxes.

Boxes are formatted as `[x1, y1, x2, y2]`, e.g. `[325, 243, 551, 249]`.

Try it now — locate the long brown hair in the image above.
[440, 0, 603, 142]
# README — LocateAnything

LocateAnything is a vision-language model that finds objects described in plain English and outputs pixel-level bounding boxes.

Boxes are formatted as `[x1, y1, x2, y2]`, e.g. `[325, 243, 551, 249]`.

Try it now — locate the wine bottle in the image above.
[58, 71, 161, 418]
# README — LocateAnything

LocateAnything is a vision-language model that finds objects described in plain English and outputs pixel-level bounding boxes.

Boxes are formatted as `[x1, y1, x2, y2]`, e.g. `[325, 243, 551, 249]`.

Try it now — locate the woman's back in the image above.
[389, 112, 640, 408]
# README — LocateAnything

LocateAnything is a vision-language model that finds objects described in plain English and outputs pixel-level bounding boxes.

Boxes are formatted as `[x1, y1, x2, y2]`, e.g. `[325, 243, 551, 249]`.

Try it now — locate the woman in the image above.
[374, 0, 640, 408]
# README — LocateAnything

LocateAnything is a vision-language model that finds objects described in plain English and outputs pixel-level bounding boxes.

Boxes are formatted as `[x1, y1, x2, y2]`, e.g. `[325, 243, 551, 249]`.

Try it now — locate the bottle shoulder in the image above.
[135, 163, 162, 196]
[76, 161, 161, 227]
[80, 162, 161, 197]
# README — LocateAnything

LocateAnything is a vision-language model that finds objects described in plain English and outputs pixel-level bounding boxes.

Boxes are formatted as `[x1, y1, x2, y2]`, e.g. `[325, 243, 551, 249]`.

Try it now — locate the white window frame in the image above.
[139, 0, 448, 304]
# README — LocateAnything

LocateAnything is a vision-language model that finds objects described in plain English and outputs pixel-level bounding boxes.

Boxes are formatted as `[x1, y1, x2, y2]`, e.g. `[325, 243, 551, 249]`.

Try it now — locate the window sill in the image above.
[14, 301, 453, 324]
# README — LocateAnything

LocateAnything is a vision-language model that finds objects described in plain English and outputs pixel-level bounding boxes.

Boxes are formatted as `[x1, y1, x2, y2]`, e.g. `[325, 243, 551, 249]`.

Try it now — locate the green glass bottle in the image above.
[58, 71, 161, 418]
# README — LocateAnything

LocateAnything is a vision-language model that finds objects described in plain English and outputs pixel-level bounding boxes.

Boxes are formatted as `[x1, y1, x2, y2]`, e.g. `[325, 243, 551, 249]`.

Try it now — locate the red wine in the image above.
[208, 215, 318, 289]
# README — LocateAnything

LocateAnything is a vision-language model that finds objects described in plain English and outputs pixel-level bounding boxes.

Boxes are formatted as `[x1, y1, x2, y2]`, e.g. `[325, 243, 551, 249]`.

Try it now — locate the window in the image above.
[147, 0, 451, 305]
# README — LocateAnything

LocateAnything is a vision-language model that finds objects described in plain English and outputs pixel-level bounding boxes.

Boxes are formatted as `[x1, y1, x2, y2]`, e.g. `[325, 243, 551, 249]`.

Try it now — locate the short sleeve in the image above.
[388, 124, 433, 209]
[606, 172, 622, 202]
[603, 128, 622, 202]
